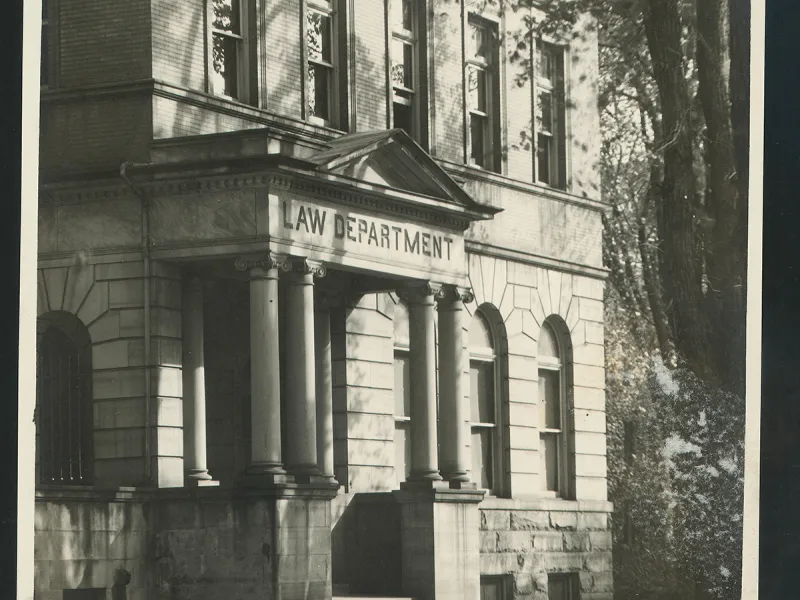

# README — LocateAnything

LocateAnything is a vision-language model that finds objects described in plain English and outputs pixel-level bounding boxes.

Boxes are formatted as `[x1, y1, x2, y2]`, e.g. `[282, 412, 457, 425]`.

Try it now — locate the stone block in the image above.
[508, 331, 537, 357]
[585, 321, 604, 344]
[339, 412, 394, 441]
[95, 261, 144, 281]
[574, 409, 607, 434]
[480, 552, 525, 575]
[336, 387, 394, 415]
[578, 297, 604, 323]
[573, 276, 604, 300]
[151, 366, 182, 398]
[577, 512, 608, 531]
[508, 378, 537, 402]
[480, 531, 498, 552]
[93, 457, 145, 486]
[513, 284, 531, 310]
[530, 290, 547, 327]
[573, 342, 604, 367]
[153, 396, 183, 427]
[481, 509, 510, 531]
[509, 448, 538, 475]
[509, 473, 539, 497]
[508, 262, 539, 287]
[508, 354, 539, 380]
[510, 510, 549, 531]
[155, 426, 183, 457]
[93, 368, 146, 399]
[576, 477, 608, 502]
[583, 552, 613, 573]
[345, 332, 393, 363]
[548, 270, 563, 316]
[536, 270, 552, 316]
[509, 401, 538, 429]
[533, 531, 564, 551]
[565, 295, 580, 332]
[151, 277, 182, 309]
[37, 269, 49, 316]
[346, 306, 393, 336]
[152, 337, 182, 368]
[94, 397, 146, 429]
[63, 265, 96, 314]
[541, 551, 584, 573]
[119, 308, 145, 337]
[88, 310, 121, 343]
[496, 531, 533, 553]
[109, 278, 145, 309]
[150, 307, 182, 338]
[573, 386, 605, 411]
[575, 454, 608, 478]
[93, 339, 134, 370]
[94, 428, 146, 459]
[589, 531, 612, 550]
[573, 364, 605, 390]
[77, 280, 110, 325]
[347, 439, 393, 467]
[549, 511, 578, 530]
[343, 359, 394, 390]
[563, 531, 592, 551]
[43, 268, 68, 312]
[588, 571, 614, 591]
[574, 431, 606, 456]
[508, 425, 538, 451]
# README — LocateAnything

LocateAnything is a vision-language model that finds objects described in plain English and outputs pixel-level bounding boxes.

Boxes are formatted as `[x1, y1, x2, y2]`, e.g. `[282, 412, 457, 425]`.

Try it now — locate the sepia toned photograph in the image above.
[21, 0, 758, 599]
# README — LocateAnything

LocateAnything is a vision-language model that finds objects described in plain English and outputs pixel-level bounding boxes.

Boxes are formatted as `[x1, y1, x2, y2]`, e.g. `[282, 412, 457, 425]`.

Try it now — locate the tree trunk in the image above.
[696, 0, 747, 396]
[642, 0, 717, 385]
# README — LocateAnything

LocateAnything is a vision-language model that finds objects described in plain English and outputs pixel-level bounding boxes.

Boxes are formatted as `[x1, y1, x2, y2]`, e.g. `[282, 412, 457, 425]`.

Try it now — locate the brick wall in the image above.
[151, 0, 206, 92]
[352, 0, 388, 131]
[429, 0, 465, 162]
[58, 0, 151, 88]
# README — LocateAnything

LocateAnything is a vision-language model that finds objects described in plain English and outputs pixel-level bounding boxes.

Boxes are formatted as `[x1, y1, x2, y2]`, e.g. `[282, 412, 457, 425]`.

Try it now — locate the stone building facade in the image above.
[35, 1, 611, 599]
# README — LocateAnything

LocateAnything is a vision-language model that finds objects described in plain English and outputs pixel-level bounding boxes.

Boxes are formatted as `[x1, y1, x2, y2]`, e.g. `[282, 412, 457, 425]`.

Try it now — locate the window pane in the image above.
[537, 133, 552, 185]
[307, 10, 332, 63]
[394, 354, 410, 417]
[537, 90, 553, 134]
[471, 428, 493, 490]
[470, 361, 495, 424]
[393, 101, 413, 136]
[212, 0, 240, 34]
[470, 114, 487, 168]
[212, 33, 239, 98]
[540, 432, 559, 492]
[538, 323, 560, 359]
[538, 43, 554, 82]
[394, 301, 410, 346]
[395, 422, 409, 485]
[539, 369, 560, 429]
[467, 66, 487, 113]
[469, 312, 493, 351]
[480, 578, 503, 600]
[547, 574, 575, 600]
[392, 0, 413, 32]
[391, 39, 414, 90]
[308, 63, 331, 120]
[468, 22, 488, 61]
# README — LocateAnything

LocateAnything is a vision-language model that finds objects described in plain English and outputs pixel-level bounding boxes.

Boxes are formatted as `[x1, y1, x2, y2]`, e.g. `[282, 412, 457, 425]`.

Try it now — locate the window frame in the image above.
[533, 39, 568, 190]
[468, 311, 505, 496]
[207, 0, 252, 103]
[465, 14, 501, 172]
[304, 0, 343, 128]
[538, 321, 572, 499]
[480, 574, 512, 600]
[547, 572, 581, 600]
[393, 300, 412, 487]
[388, 0, 427, 144]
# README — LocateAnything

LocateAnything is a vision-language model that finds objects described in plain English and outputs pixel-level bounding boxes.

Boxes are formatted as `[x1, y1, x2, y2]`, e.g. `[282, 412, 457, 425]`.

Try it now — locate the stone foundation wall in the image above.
[479, 500, 613, 600]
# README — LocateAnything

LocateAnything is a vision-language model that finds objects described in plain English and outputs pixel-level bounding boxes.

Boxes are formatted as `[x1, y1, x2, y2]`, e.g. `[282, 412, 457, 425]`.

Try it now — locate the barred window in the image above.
[37, 316, 93, 485]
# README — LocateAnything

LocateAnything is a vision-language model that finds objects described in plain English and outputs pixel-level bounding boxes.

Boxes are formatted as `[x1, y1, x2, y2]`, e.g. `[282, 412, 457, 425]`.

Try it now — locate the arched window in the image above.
[36, 314, 93, 485]
[393, 299, 411, 487]
[538, 320, 569, 497]
[469, 311, 499, 492]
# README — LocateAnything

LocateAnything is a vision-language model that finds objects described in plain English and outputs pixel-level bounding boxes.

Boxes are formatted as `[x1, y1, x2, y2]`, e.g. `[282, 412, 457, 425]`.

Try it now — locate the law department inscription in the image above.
[271, 196, 465, 270]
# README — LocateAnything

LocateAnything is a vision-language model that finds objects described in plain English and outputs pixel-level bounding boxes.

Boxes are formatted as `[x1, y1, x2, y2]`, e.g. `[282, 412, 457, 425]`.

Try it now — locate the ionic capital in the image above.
[437, 285, 474, 305]
[397, 281, 447, 304]
[290, 257, 327, 279]
[234, 252, 292, 274]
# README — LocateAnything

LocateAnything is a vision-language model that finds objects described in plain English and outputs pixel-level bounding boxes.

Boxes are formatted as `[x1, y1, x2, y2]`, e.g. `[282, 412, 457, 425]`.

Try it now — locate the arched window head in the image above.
[36, 312, 93, 486]
[469, 310, 500, 493]
[538, 319, 570, 498]
[392, 299, 411, 487]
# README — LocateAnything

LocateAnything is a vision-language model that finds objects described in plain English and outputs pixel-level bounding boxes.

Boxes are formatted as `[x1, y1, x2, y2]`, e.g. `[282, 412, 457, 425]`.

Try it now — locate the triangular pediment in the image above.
[305, 129, 493, 213]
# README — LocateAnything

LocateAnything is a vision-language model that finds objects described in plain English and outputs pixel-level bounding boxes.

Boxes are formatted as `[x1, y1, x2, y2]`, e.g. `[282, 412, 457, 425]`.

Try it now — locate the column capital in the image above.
[437, 285, 474, 305]
[234, 252, 292, 273]
[290, 257, 327, 279]
[397, 281, 447, 304]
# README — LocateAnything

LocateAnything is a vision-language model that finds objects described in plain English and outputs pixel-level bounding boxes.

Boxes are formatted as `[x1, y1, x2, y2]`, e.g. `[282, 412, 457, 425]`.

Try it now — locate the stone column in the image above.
[284, 258, 326, 481]
[181, 274, 218, 487]
[438, 286, 474, 485]
[235, 253, 291, 477]
[401, 283, 444, 483]
[314, 291, 337, 479]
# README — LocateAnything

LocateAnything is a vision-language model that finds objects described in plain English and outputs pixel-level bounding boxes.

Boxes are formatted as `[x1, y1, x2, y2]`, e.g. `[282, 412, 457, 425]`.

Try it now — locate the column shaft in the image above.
[182, 276, 213, 483]
[248, 264, 285, 473]
[407, 287, 442, 481]
[284, 263, 322, 477]
[438, 289, 470, 482]
[315, 300, 335, 477]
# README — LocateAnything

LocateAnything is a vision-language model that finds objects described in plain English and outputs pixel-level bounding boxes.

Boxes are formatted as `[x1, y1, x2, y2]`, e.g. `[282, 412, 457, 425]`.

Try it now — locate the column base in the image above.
[406, 469, 443, 482]
[292, 472, 339, 486]
[185, 478, 220, 488]
[240, 470, 295, 487]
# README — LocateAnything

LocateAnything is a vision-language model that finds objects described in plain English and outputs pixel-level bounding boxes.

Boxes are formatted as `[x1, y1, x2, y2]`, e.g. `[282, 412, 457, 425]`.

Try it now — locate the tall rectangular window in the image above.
[548, 573, 580, 600]
[466, 16, 500, 172]
[469, 312, 501, 494]
[41, 0, 57, 87]
[480, 575, 511, 600]
[393, 300, 411, 487]
[306, 0, 339, 126]
[538, 322, 571, 498]
[390, 0, 421, 140]
[210, 0, 249, 102]
[535, 41, 566, 189]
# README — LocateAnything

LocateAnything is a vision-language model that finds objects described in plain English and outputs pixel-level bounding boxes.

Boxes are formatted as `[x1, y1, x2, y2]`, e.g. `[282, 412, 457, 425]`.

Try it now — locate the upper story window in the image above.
[210, 0, 250, 102]
[469, 311, 501, 493]
[306, 0, 343, 127]
[390, 0, 423, 141]
[393, 299, 411, 487]
[538, 320, 572, 497]
[36, 316, 93, 486]
[535, 41, 566, 189]
[466, 16, 500, 172]
[41, 0, 58, 87]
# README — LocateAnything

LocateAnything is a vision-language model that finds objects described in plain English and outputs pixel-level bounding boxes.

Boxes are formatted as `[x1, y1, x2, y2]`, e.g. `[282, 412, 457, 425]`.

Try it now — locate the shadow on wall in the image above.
[331, 493, 403, 596]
